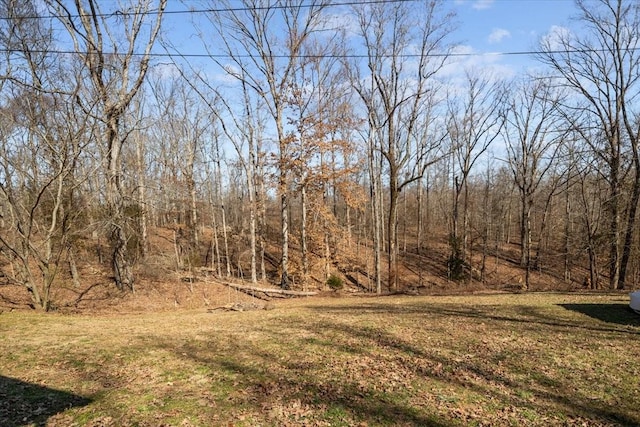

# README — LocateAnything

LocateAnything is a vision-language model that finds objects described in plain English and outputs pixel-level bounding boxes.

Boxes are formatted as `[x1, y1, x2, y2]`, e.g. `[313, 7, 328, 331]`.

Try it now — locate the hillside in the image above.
[0, 224, 591, 314]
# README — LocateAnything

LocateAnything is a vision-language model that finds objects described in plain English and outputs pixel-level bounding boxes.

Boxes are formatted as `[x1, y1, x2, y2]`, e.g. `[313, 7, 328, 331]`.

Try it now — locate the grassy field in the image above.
[1, 292, 639, 426]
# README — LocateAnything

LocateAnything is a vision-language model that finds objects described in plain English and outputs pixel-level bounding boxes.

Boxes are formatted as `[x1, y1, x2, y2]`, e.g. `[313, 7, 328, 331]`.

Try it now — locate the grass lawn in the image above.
[1, 292, 639, 426]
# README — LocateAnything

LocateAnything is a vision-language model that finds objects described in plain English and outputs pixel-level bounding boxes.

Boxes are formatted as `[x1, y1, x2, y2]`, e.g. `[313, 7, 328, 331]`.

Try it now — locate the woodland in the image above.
[1, 0, 640, 311]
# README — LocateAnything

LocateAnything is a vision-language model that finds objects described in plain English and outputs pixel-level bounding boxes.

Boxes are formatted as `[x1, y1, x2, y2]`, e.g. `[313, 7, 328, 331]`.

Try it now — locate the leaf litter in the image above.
[0, 292, 639, 426]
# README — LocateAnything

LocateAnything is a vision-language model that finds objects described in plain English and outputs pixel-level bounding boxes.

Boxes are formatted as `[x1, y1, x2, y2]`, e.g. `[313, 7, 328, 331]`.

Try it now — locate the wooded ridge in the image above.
[1, 0, 639, 311]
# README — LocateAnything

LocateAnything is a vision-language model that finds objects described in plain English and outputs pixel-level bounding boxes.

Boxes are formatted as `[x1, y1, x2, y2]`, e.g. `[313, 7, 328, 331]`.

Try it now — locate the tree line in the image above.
[1, 0, 639, 310]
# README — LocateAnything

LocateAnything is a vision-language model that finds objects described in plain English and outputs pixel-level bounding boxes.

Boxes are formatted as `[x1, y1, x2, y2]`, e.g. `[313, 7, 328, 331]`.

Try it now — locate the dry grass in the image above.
[1, 291, 639, 426]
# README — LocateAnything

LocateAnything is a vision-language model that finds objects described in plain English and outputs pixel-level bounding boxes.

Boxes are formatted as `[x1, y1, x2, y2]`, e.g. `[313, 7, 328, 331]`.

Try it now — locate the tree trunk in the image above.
[280, 186, 290, 289]
[534, 190, 555, 271]
[301, 183, 308, 290]
[618, 165, 640, 289]
[506, 187, 513, 245]
[481, 170, 491, 283]
[107, 116, 134, 292]
[608, 182, 621, 290]
[417, 176, 424, 287]
[387, 175, 399, 291]
[563, 180, 571, 282]
[525, 201, 532, 290]
[368, 139, 382, 294]
[221, 204, 231, 278]
[588, 243, 599, 290]
[417, 175, 423, 256]
[69, 246, 81, 289]
[462, 175, 470, 263]
[135, 130, 148, 258]
[519, 195, 528, 268]
[402, 190, 407, 253]
[210, 191, 221, 277]
[188, 175, 198, 247]
[247, 172, 258, 286]
[258, 172, 268, 282]
[452, 175, 461, 256]
[48, 0, 166, 293]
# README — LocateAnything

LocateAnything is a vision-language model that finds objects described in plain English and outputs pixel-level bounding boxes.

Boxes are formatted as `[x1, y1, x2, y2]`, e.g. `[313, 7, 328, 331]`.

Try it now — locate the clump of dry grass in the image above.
[1, 292, 639, 426]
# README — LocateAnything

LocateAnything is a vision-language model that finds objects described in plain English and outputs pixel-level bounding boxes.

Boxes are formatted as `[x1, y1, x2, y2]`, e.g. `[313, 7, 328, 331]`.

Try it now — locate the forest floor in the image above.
[1, 292, 639, 426]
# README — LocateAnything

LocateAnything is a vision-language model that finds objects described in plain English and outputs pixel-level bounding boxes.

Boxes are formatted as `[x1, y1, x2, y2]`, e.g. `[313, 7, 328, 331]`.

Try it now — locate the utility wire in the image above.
[0, 0, 417, 21]
[0, 47, 633, 59]
[0, 0, 623, 60]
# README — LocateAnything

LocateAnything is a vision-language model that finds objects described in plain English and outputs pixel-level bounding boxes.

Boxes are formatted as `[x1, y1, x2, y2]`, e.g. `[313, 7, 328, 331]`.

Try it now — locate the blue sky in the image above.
[151, 0, 581, 167]
[161, 0, 580, 81]
[451, 0, 577, 75]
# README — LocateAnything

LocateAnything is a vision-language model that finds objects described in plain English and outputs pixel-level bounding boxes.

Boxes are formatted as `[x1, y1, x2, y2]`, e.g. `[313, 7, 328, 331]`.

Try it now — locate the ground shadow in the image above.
[559, 303, 640, 326]
[309, 300, 640, 336]
[306, 318, 639, 426]
[0, 375, 91, 427]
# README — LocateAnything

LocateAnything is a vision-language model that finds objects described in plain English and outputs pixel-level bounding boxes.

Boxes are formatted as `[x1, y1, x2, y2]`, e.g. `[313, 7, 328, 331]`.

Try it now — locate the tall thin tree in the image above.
[347, 0, 454, 290]
[47, 0, 166, 291]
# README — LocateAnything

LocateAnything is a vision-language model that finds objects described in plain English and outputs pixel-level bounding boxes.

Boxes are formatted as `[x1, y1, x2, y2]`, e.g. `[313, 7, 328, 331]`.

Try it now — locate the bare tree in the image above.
[206, 76, 266, 285]
[197, 0, 329, 289]
[446, 70, 505, 280]
[562, 136, 605, 288]
[503, 76, 564, 288]
[0, 0, 91, 309]
[347, 0, 454, 290]
[129, 95, 149, 258]
[578, 160, 606, 289]
[538, 0, 640, 289]
[148, 74, 210, 271]
[47, 0, 166, 291]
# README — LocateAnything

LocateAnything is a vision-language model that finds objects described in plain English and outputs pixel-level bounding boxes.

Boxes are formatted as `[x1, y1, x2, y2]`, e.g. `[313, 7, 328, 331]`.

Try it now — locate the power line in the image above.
[0, 0, 597, 60]
[0, 46, 633, 59]
[0, 0, 417, 21]
[0, 0, 627, 61]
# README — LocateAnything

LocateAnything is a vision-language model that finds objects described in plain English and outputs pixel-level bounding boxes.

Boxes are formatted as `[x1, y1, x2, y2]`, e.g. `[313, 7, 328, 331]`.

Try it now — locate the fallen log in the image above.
[208, 302, 269, 312]
[226, 282, 317, 297]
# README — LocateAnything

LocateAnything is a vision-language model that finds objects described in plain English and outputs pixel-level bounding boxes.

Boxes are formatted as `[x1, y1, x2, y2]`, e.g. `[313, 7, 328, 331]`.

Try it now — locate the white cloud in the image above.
[488, 28, 511, 44]
[438, 45, 515, 82]
[151, 62, 180, 80]
[542, 25, 571, 50]
[472, 0, 495, 10]
[319, 12, 359, 37]
[453, 0, 494, 10]
[214, 63, 244, 85]
[452, 44, 475, 56]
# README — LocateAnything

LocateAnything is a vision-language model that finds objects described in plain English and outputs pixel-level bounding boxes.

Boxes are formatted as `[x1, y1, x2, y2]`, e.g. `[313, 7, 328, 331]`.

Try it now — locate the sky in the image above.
[158, 0, 581, 83]
[450, 0, 578, 76]
[153, 0, 583, 158]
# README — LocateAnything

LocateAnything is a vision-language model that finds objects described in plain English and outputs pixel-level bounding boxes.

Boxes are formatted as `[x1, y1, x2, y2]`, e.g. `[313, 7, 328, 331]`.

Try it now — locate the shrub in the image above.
[447, 234, 469, 281]
[326, 274, 344, 291]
